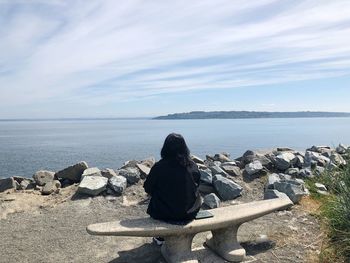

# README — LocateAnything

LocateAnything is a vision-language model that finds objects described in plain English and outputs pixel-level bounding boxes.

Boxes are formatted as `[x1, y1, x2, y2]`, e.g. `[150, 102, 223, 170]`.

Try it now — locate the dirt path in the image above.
[0, 181, 322, 263]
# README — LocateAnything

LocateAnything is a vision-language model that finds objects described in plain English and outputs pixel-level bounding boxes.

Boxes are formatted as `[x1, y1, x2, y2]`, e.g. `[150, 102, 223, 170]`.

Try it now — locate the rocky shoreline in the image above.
[1, 143, 348, 210]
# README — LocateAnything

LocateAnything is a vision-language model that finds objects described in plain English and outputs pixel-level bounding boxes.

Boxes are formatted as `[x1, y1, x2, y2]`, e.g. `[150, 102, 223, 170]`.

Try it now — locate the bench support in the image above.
[161, 234, 198, 263]
[205, 225, 246, 262]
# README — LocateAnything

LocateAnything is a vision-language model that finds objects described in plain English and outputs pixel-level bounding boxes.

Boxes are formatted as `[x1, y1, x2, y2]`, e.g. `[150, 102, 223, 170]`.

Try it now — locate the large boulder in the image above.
[41, 180, 61, 195]
[203, 193, 221, 209]
[330, 153, 347, 166]
[13, 176, 35, 190]
[266, 173, 281, 189]
[108, 176, 127, 194]
[264, 189, 289, 200]
[191, 155, 204, 165]
[0, 177, 18, 192]
[119, 167, 141, 185]
[285, 168, 299, 177]
[77, 175, 108, 196]
[136, 163, 151, 179]
[55, 161, 88, 183]
[336, 143, 347, 154]
[199, 169, 212, 185]
[33, 170, 55, 186]
[275, 152, 296, 171]
[141, 157, 156, 168]
[244, 160, 263, 175]
[209, 166, 228, 177]
[213, 175, 243, 201]
[213, 153, 231, 163]
[121, 160, 139, 169]
[273, 180, 307, 203]
[299, 168, 313, 178]
[308, 146, 331, 154]
[82, 167, 102, 178]
[101, 168, 118, 179]
[242, 150, 257, 164]
[221, 165, 242, 177]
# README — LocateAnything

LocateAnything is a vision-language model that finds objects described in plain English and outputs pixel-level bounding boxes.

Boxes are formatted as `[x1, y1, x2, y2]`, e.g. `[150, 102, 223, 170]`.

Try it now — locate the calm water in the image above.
[0, 118, 349, 178]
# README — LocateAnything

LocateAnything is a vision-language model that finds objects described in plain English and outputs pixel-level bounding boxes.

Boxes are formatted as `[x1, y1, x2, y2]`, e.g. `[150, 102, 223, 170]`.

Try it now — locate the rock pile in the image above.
[0, 143, 348, 207]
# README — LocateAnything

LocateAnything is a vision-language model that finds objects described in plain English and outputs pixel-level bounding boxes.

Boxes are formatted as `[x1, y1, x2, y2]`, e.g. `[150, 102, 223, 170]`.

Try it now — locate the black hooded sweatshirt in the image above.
[143, 158, 201, 221]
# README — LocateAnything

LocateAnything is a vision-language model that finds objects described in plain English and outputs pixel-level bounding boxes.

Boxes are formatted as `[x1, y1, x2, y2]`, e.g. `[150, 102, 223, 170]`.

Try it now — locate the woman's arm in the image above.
[143, 164, 158, 195]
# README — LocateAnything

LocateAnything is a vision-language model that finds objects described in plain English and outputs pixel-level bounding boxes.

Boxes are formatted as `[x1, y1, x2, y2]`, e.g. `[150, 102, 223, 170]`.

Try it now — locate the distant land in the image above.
[154, 111, 350, 120]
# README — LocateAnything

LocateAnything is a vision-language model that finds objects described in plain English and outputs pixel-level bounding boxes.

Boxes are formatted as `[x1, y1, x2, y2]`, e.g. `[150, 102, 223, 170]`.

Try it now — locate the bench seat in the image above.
[87, 197, 293, 263]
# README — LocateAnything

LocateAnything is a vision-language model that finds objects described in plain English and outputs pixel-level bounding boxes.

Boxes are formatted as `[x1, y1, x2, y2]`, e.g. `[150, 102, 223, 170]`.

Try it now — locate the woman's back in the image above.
[144, 158, 201, 221]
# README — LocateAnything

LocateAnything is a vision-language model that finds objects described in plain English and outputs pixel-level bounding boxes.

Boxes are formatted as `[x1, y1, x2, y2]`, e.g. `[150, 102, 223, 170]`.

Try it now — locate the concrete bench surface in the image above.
[87, 197, 293, 263]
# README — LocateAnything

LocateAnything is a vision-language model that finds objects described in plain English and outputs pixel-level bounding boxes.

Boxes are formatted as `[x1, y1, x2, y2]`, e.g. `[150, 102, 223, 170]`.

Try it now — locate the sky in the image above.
[1, 0, 350, 118]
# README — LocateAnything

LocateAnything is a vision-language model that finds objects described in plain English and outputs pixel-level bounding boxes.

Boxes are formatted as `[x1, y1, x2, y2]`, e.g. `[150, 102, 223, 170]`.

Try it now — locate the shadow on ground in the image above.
[109, 243, 163, 263]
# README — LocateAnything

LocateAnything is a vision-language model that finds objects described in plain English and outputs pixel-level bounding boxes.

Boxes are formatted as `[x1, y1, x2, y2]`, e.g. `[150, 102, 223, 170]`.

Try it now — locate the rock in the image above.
[108, 176, 127, 194]
[221, 165, 242, 177]
[255, 154, 273, 169]
[242, 150, 257, 164]
[20, 179, 35, 190]
[121, 160, 139, 169]
[299, 168, 313, 178]
[118, 167, 141, 185]
[209, 166, 228, 177]
[82, 167, 102, 178]
[213, 153, 231, 163]
[101, 168, 118, 179]
[77, 175, 108, 196]
[41, 180, 61, 195]
[314, 166, 325, 176]
[199, 184, 215, 194]
[213, 175, 243, 201]
[308, 145, 331, 153]
[264, 189, 289, 200]
[141, 157, 156, 168]
[273, 180, 307, 203]
[197, 163, 208, 170]
[244, 160, 263, 175]
[0, 177, 17, 192]
[203, 193, 221, 209]
[55, 161, 88, 183]
[285, 168, 299, 177]
[330, 153, 347, 166]
[266, 173, 281, 189]
[315, 183, 327, 192]
[206, 155, 215, 162]
[275, 152, 296, 171]
[136, 163, 151, 179]
[33, 170, 55, 186]
[336, 143, 347, 154]
[191, 155, 204, 164]
[295, 155, 305, 168]
[199, 169, 212, 185]
[277, 147, 294, 152]
[317, 190, 329, 195]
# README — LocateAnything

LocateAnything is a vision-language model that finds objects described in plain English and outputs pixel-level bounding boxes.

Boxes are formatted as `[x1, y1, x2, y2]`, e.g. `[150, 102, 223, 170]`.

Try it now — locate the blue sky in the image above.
[1, 0, 350, 118]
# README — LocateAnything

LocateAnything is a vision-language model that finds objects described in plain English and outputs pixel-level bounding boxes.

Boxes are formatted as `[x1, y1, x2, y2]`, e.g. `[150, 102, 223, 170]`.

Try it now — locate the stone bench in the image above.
[87, 197, 293, 263]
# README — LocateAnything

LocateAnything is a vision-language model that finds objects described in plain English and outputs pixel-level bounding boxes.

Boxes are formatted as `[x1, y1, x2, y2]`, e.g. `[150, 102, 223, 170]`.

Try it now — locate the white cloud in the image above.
[1, 0, 350, 110]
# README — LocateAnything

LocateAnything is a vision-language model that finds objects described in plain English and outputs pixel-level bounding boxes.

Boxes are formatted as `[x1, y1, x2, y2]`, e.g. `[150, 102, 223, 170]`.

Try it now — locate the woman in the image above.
[143, 133, 201, 222]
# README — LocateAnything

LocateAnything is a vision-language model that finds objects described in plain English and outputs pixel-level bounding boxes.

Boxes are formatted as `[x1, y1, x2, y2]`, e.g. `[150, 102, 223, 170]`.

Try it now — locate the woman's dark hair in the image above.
[161, 133, 192, 167]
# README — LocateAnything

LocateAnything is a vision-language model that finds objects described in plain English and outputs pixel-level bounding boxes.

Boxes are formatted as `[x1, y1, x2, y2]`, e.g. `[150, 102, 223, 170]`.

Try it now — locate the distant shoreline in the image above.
[154, 111, 350, 120]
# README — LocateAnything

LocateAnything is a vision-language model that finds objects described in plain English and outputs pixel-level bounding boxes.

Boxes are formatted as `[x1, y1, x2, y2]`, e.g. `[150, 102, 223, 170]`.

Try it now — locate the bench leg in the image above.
[205, 225, 246, 262]
[161, 234, 198, 263]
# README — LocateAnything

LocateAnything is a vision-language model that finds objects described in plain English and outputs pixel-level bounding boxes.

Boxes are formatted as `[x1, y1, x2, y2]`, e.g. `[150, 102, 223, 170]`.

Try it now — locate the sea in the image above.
[0, 118, 349, 178]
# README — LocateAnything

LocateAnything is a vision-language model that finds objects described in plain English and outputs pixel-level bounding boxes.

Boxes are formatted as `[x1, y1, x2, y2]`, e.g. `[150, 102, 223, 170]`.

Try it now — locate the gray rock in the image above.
[41, 180, 61, 195]
[82, 167, 102, 178]
[255, 154, 273, 168]
[221, 165, 242, 177]
[33, 170, 55, 186]
[276, 147, 294, 152]
[275, 152, 296, 171]
[336, 143, 347, 154]
[315, 183, 327, 192]
[101, 168, 118, 179]
[213, 153, 231, 163]
[299, 168, 313, 178]
[244, 160, 263, 175]
[197, 163, 208, 170]
[121, 160, 139, 169]
[285, 168, 299, 177]
[209, 166, 228, 177]
[55, 161, 88, 182]
[203, 193, 221, 209]
[19, 179, 35, 190]
[77, 175, 108, 196]
[314, 166, 325, 176]
[141, 157, 156, 168]
[108, 176, 127, 194]
[136, 163, 151, 179]
[308, 145, 331, 153]
[305, 151, 330, 167]
[199, 169, 212, 185]
[264, 189, 289, 200]
[191, 155, 204, 164]
[119, 167, 141, 185]
[330, 153, 347, 166]
[266, 173, 281, 189]
[242, 150, 257, 164]
[295, 155, 305, 168]
[199, 184, 216, 194]
[317, 190, 329, 196]
[273, 180, 307, 203]
[0, 177, 17, 192]
[213, 175, 243, 201]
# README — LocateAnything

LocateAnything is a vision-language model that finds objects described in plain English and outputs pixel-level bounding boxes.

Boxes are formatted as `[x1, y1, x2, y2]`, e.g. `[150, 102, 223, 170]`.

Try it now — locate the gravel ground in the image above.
[0, 178, 323, 263]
